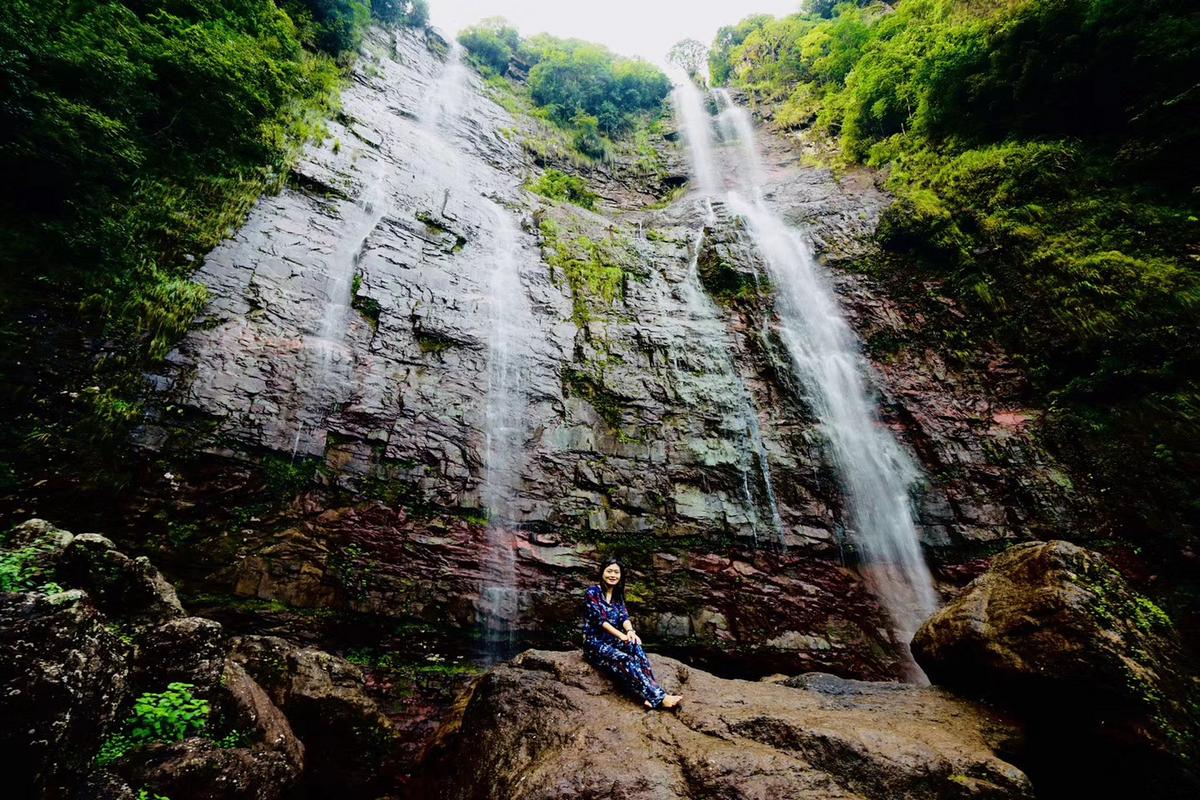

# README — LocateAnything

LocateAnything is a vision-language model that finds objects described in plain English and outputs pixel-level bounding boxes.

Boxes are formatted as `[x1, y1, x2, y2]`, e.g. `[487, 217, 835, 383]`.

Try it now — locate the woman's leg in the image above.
[616, 641, 666, 707]
[587, 642, 666, 707]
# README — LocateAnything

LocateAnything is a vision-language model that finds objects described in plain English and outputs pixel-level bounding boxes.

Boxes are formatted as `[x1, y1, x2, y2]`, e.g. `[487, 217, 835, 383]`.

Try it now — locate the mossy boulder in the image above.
[913, 540, 1200, 798]
[0, 591, 131, 797]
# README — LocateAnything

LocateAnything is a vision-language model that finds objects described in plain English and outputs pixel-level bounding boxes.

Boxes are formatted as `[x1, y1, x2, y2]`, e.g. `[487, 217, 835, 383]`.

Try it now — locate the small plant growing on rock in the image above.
[0, 541, 60, 595]
[131, 683, 210, 741]
[527, 169, 597, 209]
[96, 683, 211, 766]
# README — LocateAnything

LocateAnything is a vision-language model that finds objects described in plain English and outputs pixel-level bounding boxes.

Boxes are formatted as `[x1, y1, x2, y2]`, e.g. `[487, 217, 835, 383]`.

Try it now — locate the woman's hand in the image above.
[626, 630, 642, 646]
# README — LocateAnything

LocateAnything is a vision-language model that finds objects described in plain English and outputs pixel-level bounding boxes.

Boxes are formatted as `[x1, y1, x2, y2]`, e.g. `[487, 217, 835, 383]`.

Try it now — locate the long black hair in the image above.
[598, 558, 627, 606]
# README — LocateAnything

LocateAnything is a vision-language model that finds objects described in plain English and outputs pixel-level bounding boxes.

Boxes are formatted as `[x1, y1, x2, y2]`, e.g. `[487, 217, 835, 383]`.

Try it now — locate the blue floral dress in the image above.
[581, 584, 666, 708]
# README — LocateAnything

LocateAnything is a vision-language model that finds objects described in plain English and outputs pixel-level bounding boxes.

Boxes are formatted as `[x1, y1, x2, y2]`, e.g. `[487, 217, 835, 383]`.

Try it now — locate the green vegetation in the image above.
[97, 682, 210, 766]
[262, 454, 320, 499]
[713, 0, 1200, 551]
[0, 1, 424, 498]
[527, 169, 598, 209]
[331, 543, 374, 601]
[0, 529, 62, 594]
[539, 218, 637, 326]
[458, 18, 671, 157]
[562, 368, 625, 430]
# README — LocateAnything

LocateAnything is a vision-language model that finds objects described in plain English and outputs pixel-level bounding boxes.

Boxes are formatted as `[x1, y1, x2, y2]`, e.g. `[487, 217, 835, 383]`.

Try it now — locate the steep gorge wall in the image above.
[122, 25, 1083, 679]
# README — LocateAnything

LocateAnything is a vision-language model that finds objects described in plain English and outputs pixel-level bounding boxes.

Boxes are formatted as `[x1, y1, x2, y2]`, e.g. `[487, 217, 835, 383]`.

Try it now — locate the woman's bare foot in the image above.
[644, 700, 653, 709]
[660, 694, 683, 709]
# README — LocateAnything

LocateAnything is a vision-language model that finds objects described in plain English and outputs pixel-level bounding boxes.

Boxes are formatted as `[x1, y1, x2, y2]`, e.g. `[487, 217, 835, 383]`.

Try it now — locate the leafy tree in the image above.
[708, 14, 771, 85]
[668, 38, 708, 78]
[281, 0, 371, 59]
[458, 17, 521, 74]
[527, 37, 669, 135]
[371, 0, 428, 27]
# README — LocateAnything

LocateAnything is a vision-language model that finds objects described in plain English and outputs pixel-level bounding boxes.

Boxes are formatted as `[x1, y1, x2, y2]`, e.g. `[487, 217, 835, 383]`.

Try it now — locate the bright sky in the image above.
[427, 0, 803, 67]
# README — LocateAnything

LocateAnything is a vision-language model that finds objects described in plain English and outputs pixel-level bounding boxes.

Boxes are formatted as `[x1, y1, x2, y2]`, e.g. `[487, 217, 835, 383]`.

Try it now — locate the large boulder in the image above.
[414, 649, 1031, 800]
[231, 635, 398, 797]
[912, 540, 1200, 798]
[57, 533, 185, 625]
[0, 522, 308, 799]
[116, 738, 301, 800]
[0, 590, 131, 797]
[134, 616, 229, 692]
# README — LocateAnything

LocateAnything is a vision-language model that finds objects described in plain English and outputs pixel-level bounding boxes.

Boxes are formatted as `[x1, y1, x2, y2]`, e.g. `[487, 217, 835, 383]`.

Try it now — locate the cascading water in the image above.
[289, 140, 393, 457]
[672, 83, 784, 543]
[677, 80, 937, 679]
[681, 201, 784, 544]
[422, 43, 529, 659]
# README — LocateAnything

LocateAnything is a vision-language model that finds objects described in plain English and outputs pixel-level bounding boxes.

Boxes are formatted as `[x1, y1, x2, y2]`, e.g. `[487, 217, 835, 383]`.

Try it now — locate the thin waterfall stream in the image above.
[675, 79, 937, 680]
[422, 43, 529, 659]
[672, 83, 784, 544]
[286, 153, 392, 458]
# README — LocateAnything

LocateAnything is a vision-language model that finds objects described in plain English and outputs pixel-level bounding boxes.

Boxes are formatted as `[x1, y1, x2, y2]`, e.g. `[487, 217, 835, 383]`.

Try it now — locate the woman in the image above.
[582, 559, 683, 709]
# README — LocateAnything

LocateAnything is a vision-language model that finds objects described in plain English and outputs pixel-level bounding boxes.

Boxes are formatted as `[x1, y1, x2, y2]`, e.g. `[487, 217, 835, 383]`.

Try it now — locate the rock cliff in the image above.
[110, 23, 1085, 683]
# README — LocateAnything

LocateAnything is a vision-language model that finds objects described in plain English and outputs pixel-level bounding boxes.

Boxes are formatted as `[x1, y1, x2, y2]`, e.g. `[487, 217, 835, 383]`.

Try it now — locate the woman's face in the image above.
[602, 563, 621, 586]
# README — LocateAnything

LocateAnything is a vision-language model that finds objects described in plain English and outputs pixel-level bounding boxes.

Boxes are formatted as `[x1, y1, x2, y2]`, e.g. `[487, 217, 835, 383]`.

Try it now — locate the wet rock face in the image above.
[215, 502, 901, 678]
[913, 540, 1200, 798]
[414, 649, 1032, 800]
[140, 22, 1074, 545]
[125, 21, 1085, 683]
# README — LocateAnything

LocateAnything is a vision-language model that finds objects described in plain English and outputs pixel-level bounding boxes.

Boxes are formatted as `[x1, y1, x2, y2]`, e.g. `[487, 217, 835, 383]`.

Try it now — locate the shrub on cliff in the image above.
[527, 169, 598, 209]
[458, 17, 521, 74]
[712, 0, 1200, 555]
[458, 20, 671, 139]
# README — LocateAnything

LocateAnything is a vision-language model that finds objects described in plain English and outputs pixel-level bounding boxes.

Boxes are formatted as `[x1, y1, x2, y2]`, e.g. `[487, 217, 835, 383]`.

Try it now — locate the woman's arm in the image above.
[601, 621, 629, 641]
[616, 601, 641, 643]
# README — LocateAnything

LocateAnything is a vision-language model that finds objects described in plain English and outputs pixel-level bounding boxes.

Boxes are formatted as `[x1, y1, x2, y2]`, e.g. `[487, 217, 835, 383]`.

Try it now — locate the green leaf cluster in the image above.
[0, 546, 52, 593]
[97, 682, 211, 766]
[130, 682, 210, 741]
[527, 169, 597, 209]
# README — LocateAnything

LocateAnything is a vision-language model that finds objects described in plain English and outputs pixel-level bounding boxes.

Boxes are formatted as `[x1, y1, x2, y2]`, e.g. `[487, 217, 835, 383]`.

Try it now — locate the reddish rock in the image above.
[413, 649, 1031, 800]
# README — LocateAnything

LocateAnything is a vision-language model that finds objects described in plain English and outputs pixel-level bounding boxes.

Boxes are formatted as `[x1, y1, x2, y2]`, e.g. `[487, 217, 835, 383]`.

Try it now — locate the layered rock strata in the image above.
[123, 23, 1084, 677]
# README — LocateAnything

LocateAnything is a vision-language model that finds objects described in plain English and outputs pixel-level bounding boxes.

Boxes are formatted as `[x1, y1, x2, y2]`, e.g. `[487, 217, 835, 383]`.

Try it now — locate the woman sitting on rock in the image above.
[582, 559, 683, 710]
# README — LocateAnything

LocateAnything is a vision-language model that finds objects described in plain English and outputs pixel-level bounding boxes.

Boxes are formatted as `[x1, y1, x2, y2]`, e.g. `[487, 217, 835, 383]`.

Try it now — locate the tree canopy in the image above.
[668, 38, 707, 79]
[714, 0, 1200, 549]
[458, 22, 671, 137]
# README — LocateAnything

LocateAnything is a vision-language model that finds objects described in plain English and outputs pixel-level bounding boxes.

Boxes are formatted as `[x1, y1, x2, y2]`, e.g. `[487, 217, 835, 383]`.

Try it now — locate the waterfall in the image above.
[676, 195, 784, 544]
[671, 80, 784, 543]
[285, 141, 393, 457]
[423, 43, 528, 658]
[676, 81, 937, 680]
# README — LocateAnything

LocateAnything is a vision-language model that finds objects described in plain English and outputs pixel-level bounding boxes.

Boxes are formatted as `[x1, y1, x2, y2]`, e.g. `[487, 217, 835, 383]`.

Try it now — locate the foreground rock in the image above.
[0, 519, 404, 800]
[913, 540, 1200, 798]
[415, 649, 1031, 800]
[231, 635, 399, 796]
[0, 590, 131, 796]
